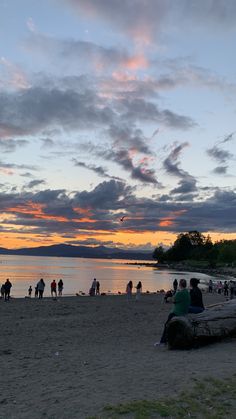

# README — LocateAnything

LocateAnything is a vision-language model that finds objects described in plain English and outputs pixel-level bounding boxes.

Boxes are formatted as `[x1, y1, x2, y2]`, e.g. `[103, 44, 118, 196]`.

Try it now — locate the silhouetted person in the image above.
[173, 279, 178, 294]
[1, 284, 5, 298]
[188, 278, 204, 314]
[89, 278, 97, 296]
[135, 281, 142, 301]
[35, 284, 39, 298]
[37, 278, 45, 299]
[223, 281, 229, 297]
[96, 281, 100, 295]
[4, 278, 12, 301]
[126, 280, 133, 300]
[51, 280, 57, 298]
[28, 286, 32, 297]
[208, 279, 213, 293]
[58, 279, 63, 296]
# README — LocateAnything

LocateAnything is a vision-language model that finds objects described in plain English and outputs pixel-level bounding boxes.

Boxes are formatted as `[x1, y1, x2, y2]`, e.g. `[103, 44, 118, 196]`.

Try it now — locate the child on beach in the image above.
[28, 286, 32, 297]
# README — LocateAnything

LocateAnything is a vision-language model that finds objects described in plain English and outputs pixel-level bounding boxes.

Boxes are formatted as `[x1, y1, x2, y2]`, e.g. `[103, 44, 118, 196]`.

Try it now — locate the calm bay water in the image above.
[0, 255, 217, 298]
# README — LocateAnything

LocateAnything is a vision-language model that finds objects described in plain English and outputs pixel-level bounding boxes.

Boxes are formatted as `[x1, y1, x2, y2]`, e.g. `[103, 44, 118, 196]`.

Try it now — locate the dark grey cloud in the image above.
[103, 148, 159, 184]
[171, 176, 197, 195]
[119, 98, 195, 129]
[163, 142, 189, 178]
[0, 86, 114, 138]
[207, 143, 234, 175]
[0, 181, 235, 236]
[207, 146, 233, 164]
[72, 159, 122, 181]
[26, 179, 46, 189]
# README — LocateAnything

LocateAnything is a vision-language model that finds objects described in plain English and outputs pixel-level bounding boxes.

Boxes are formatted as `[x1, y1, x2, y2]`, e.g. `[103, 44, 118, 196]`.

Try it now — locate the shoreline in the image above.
[1, 291, 235, 418]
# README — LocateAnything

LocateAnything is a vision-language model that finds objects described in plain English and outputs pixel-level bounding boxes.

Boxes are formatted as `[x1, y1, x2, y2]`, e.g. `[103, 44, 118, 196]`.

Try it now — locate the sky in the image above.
[0, 0, 236, 250]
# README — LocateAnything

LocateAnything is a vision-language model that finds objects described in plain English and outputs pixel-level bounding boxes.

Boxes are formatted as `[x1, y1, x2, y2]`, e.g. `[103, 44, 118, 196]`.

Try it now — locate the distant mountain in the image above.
[0, 244, 152, 260]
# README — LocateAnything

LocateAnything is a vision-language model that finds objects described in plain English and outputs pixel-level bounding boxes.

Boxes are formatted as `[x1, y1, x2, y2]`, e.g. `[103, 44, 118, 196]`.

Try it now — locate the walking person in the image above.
[4, 278, 12, 301]
[35, 284, 39, 298]
[135, 281, 142, 301]
[37, 278, 45, 299]
[58, 279, 64, 296]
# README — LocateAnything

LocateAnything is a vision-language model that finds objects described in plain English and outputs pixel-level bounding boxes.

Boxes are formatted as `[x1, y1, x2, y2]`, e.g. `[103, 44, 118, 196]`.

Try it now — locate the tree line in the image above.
[153, 231, 236, 266]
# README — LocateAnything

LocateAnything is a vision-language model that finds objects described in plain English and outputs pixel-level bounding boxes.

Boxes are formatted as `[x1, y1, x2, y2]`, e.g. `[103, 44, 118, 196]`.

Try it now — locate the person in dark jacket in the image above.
[188, 278, 204, 313]
[4, 278, 12, 301]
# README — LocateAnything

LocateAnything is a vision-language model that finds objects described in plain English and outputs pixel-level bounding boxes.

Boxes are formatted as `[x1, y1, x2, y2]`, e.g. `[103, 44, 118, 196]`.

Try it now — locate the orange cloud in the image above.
[123, 54, 148, 70]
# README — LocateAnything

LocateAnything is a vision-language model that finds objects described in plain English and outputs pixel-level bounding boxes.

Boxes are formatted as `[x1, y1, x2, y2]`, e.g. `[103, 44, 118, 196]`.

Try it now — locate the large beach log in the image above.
[167, 299, 236, 349]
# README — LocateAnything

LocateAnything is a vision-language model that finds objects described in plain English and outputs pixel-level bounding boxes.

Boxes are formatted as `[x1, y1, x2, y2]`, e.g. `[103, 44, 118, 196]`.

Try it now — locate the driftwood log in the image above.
[167, 299, 236, 349]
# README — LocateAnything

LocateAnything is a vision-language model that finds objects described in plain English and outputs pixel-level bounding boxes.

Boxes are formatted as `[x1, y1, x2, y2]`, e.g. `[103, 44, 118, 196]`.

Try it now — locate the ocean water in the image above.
[0, 255, 217, 298]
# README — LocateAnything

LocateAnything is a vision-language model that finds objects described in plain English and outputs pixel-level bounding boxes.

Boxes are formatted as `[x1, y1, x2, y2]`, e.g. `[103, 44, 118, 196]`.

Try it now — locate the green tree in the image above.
[152, 246, 165, 263]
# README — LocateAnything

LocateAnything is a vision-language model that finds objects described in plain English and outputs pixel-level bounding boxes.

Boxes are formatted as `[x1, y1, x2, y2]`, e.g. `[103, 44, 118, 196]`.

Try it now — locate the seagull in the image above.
[120, 216, 126, 222]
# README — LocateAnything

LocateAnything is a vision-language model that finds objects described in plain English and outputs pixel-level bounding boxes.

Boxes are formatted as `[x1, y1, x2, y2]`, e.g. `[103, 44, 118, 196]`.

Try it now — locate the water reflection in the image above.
[0, 255, 216, 298]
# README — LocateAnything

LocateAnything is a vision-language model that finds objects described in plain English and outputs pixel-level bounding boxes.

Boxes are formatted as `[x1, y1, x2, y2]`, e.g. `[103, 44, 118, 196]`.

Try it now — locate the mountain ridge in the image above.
[0, 244, 152, 260]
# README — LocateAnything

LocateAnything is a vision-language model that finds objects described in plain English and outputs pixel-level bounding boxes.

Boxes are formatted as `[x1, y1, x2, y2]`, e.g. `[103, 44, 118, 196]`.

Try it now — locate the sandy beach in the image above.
[1, 292, 236, 419]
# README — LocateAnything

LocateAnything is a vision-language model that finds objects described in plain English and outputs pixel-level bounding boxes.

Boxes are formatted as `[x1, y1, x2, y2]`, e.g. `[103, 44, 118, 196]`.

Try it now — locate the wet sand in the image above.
[0, 292, 235, 418]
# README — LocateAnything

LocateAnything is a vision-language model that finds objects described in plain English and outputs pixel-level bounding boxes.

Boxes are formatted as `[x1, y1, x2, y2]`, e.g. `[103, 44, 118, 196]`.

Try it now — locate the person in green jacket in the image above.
[156, 278, 190, 345]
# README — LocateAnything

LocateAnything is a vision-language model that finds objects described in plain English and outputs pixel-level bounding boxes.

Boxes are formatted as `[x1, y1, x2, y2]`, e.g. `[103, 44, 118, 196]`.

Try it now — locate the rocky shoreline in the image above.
[127, 261, 236, 280]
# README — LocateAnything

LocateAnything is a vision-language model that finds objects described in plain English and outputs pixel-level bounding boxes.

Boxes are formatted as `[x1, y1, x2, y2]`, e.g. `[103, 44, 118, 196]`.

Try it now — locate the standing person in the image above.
[37, 278, 45, 299]
[223, 281, 229, 297]
[96, 280, 100, 295]
[51, 280, 57, 298]
[58, 279, 64, 296]
[126, 280, 133, 301]
[1, 283, 5, 298]
[208, 279, 213, 293]
[90, 278, 97, 296]
[35, 284, 39, 298]
[28, 286, 32, 297]
[188, 278, 204, 313]
[173, 279, 178, 294]
[156, 278, 190, 345]
[4, 278, 12, 301]
[135, 281, 142, 301]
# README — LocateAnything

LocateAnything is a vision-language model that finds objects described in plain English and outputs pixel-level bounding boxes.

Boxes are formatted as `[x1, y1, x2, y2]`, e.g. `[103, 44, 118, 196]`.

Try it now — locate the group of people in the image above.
[126, 281, 142, 301]
[208, 279, 236, 299]
[0, 278, 12, 301]
[156, 277, 204, 345]
[29, 278, 64, 299]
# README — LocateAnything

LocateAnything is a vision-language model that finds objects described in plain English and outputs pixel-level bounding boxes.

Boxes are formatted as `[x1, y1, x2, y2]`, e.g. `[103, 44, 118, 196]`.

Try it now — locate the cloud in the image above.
[207, 143, 234, 175]
[0, 139, 28, 153]
[25, 32, 148, 72]
[26, 179, 46, 189]
[63, 0, 236, 43]
[163, 142, 189, 178]
[72, 159, 121, 180]
[0, 181, 235, 237]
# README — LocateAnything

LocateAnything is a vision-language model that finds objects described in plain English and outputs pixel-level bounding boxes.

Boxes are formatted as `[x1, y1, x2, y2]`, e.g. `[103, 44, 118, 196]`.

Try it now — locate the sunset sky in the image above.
[0, 0, 236, 250]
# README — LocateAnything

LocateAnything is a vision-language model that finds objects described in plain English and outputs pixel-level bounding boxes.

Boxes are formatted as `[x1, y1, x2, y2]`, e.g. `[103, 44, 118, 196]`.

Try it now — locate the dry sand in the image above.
[1, 292, 236, 419]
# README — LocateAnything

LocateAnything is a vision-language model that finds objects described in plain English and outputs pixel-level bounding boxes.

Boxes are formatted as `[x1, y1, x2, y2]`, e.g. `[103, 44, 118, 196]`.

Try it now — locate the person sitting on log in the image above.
[188, 277, 204, 314]
[155, 278, 190, 346]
